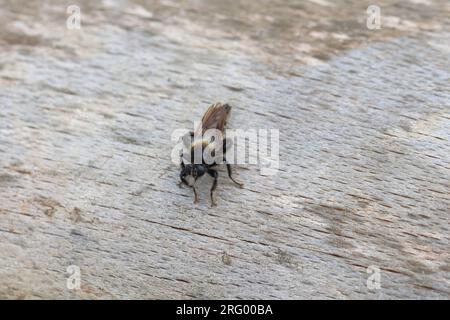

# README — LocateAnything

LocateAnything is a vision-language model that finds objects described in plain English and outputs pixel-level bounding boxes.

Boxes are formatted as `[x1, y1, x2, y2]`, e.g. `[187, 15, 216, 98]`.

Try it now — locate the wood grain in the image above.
[0, 0, 449, 299]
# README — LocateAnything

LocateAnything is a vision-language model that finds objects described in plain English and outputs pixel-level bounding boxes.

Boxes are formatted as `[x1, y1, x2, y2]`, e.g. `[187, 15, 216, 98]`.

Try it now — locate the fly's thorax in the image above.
[190, 139, 211, 151]
[189, 138, 220, 164]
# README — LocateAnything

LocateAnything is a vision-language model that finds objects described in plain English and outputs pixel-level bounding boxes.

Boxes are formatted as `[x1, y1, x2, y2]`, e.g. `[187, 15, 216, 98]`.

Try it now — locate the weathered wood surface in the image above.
[0, 0, 449, 299]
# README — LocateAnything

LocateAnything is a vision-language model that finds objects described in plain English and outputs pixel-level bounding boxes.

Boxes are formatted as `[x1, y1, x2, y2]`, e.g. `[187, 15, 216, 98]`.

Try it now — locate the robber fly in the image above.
[179, 102, 243, 206]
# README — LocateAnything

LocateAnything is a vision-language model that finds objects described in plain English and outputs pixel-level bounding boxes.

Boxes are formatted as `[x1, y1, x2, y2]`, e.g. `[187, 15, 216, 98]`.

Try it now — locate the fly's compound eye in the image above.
[181, 165, 193, 179]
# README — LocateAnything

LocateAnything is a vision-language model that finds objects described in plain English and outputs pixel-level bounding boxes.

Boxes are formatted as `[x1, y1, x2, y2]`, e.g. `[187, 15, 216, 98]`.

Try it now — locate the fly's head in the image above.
[180, 163, 206, 186]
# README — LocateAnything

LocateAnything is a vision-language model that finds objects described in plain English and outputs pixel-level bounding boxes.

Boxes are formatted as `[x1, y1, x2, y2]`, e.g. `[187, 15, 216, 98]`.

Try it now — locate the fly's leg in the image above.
[208, 169, 218, 206]
[193, 186, 199, 204]
[227, 164, 244, 188]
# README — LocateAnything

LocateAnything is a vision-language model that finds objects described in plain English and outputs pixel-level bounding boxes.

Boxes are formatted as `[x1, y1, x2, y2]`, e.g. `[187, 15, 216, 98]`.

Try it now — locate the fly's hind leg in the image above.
[208, 169, 218, 207]
[222, 138, 243, 188]
[226, 164, 244, 188]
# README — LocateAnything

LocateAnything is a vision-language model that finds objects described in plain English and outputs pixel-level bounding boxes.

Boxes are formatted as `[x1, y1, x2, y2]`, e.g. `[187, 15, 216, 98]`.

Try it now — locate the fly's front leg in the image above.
[193, 186, 199, 204]
[208, 169, 218, 206]
[226, 164, 244, 188]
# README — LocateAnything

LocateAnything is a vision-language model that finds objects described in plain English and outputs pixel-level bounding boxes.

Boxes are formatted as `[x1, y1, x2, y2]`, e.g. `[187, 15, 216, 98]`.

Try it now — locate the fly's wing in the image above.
[191, 103, 232, 164]
[194, 103, 231, 136]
